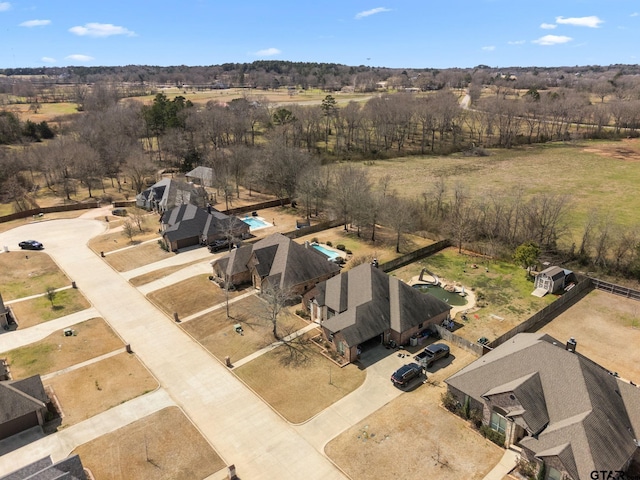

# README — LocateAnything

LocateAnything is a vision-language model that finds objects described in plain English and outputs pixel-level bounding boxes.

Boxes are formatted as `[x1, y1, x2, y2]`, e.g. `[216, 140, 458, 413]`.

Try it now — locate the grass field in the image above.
[235, 345, 366, 424]
[0, 251, 71, 300]
[10, 288, 91, 328]
[73, 407, 225, 480]
[2, 318, 123, 378]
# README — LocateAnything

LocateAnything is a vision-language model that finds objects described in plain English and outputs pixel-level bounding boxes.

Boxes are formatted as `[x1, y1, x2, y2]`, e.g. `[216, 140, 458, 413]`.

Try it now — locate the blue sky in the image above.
[1, 0, 638, 69]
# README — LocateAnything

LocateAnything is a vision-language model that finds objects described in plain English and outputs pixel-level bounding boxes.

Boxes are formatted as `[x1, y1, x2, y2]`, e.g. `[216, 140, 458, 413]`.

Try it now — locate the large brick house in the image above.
[445, 333, 640, 480]
[306, 263, 452, 364]
[211, 233, 340, 295]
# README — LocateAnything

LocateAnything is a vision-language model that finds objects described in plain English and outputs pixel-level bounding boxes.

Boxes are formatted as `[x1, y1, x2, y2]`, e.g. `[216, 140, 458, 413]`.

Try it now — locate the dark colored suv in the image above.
[415, 343, 450, 368]
[391, 363, 423, 389]
[208, 239, 233, 253]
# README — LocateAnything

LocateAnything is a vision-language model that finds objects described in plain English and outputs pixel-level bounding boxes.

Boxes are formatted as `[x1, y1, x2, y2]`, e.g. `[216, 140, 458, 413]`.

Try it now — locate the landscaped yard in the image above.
[73, 407, 225, 480]
[147, 274, 243, 319]
[180, 294, 307, 364]
[392, 247, 556, 343]
[46, 352, 158, 426]
[88, 211, 161, 255]
[0, 251, 71, 300]
[10, 288, 91, 328]
[103, 242, 173, 272]
[2, 318, 123, 379]
[325, 344, 502, 480]
[235, 345, 366, 424]
[535, 289, 640, 382]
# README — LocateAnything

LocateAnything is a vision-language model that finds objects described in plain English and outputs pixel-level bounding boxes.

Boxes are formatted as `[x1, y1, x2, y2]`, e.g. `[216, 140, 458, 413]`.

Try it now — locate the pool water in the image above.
[312, 244, 341, 259]
[243, 216, 270, 230]
[412, 284, 468, 306]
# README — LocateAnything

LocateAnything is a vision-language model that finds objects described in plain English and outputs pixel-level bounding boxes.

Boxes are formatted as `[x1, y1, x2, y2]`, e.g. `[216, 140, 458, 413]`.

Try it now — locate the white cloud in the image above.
[532, 35, 573, 46]
[254, 47, 281, 57]
[0, 2, 10, 11]
[631, 12, 639, 17]
[555, 16, 603, 28]
[540, 23, 556, 29]
[507, 40, 525, 45]
[482, 46, 495, 51]
[355, 7, 391, 20]
[69, 23, 135, 37]
[19, 19, 51, 27]
[65, 54, 94, 62]
[41, 57, 56, 63]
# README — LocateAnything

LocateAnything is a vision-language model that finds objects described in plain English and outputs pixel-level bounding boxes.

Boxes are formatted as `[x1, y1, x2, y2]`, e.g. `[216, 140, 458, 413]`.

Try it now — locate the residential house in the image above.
[185, 166, 214, 187]
[445, 333, 640, 480]
[136, 178, 207, 213]
[532, 266, 570, 297]
[0, 375, 50, 441]
[160, 204, 249, 252]
[306, 264, 452, 364]
[0, 455, 87, 480]
[0, 293, 14, 330]
[211, 233, 340, 295]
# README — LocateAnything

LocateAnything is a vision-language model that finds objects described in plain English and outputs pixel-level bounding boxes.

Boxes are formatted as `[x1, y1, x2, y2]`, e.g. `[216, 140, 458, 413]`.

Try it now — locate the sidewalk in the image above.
[180, 290, 257, 323]
[137, 260, 215, 295]
[5, 285, 74, 305]
[41, 347, 126, 381]
[482, 448, 519, 480]
[121, 245, 213, 280]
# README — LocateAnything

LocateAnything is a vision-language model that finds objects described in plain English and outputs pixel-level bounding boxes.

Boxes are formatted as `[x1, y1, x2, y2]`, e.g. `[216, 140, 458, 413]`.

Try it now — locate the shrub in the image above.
[345, 249, 352, 255]
[158, 240, 169, 252]
[336, 244, 346, 251]
[312, 237, 319, 243]
[441, 392, 460, 413]
[515, 457, 537, 480]
[326, 241, 332, 247]
[479, 425, 505, 447]
[295, 309, 310, 320]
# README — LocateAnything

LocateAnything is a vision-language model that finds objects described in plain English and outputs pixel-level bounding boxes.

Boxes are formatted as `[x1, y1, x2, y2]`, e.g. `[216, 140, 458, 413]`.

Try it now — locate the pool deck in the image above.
[310, 242, 347, 260]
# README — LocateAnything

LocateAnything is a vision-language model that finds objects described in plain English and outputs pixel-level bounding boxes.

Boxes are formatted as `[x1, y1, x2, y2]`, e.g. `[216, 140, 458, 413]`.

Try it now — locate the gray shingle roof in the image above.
[161, 204, 249, 243]
[318, 264, 451, 347]
[445, 333, 640, 480]
[0, 376, 48, 424]
[0, 454, 87, 480]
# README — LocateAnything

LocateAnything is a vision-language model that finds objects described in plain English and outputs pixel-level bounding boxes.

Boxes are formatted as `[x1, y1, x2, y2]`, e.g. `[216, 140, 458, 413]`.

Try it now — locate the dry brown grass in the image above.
[534, 289, 640, 382]
[147, 274, 242, 318]
[104, 242, 173, 272]
[3, 318, 123, 378]
[128, 259, 206, 287]
[88, 212, 161, 255]
[46, 352, 158, 426]
[73, 406, 225, 480]
[0, 251, 70, 300]
[325, 345, 502, 480]
[235, 345, 366, 424]
[181, 294, 307, 363]
[10, 289, 91, 328]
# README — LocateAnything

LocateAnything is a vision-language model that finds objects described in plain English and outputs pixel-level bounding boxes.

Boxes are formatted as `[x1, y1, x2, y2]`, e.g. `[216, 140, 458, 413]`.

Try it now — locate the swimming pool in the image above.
[312, 244, 341, 259]
[412, 284, 468, 306]
[242, 216, 270, 230]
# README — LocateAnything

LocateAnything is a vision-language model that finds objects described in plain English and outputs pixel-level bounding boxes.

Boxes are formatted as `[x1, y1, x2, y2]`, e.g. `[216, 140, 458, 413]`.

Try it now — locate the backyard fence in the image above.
[487, 273, 594, 351]
[283, 219, 345, 239]
[0, 201, 100, 223]
[111, 200, 137, 208]
[380, 239, 451, 272]
[432, 324, 485, 356]
[222, 198, 290, 216]
[591, 278, 640, 301]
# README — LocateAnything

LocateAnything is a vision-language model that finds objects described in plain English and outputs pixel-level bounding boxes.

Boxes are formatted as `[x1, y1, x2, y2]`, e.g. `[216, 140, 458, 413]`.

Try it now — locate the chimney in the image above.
[566, 337, 577, 352]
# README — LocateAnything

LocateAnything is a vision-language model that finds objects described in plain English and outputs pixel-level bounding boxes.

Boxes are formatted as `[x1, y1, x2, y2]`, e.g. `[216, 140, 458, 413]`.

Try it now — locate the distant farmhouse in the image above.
[136, 178, 207, 213]
[445, 333, 640, 480]
[160, 204, 249, 252]
[306, 263, 451, 364]
[211, 233, 340, 295]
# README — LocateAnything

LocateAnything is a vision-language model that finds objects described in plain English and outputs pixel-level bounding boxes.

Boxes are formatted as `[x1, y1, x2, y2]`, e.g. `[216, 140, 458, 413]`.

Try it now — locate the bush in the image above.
[336, 244, 346, 251]
[295, 309, 310, 320]
[479, 425, 505, 447]
[345, 249, 352, 255]
[158, 240, 169, 252]
[312, 237, 319, 243]
[326, 241, 332, 247]
[441, 392, 460, 413]
[515, 457, 537, 480]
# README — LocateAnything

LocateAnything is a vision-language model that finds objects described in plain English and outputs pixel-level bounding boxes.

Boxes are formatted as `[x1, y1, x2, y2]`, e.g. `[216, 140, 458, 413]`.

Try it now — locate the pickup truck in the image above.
[414, 343, 450, 368]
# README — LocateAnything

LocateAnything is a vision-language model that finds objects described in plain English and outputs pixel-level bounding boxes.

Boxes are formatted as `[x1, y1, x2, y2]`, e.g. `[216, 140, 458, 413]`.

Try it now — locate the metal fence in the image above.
[591, 278, 640, 301]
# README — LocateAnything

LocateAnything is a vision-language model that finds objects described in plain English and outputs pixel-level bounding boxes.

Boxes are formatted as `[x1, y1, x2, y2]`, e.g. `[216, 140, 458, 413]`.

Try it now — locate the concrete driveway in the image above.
[0, 218, 345, 479]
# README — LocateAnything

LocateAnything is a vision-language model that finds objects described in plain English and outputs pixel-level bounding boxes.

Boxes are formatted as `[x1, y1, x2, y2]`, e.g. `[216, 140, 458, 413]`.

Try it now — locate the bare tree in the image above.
[259, 283, 295, 340]
[382, 195, 418, 253]
[45, 286, 57, 308]
[122, 219, 136, 243]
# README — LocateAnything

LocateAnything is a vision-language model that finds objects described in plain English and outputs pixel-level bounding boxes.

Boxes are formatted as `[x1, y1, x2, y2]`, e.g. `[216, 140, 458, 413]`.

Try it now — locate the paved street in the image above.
[0, 218, 345, 479]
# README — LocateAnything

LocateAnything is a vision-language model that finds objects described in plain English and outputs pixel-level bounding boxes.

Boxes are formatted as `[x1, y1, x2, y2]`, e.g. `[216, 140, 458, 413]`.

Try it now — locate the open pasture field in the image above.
[344, 139, 640, 246]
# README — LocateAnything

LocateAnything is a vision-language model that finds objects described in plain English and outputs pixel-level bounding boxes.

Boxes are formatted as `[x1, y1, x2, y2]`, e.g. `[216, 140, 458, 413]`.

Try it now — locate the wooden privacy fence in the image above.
[591, 278, 640, 301]
[283, 220, 345, 239]
[433, 324, 484, 356]
[0, 201, 100, 223]
[379, 239, 451, 272]
[222, 198, 290, 216]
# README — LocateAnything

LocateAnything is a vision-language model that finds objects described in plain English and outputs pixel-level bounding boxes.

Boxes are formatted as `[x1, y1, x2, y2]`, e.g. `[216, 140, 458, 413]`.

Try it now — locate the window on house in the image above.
[547, 467, 562, 480]
[490, 411, 507, 434]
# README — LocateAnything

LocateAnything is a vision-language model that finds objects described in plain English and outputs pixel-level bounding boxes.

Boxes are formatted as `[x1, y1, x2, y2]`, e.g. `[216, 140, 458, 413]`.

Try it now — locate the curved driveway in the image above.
[0, 218, 345, 480]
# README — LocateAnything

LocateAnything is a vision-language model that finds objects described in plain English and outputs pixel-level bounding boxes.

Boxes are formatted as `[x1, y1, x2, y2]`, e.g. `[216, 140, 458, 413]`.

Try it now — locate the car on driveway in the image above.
[19, 240, 44, 250]
[414, 343, 450, 368]
[208, 239, 234, 253]
[391, 363, 424, 389]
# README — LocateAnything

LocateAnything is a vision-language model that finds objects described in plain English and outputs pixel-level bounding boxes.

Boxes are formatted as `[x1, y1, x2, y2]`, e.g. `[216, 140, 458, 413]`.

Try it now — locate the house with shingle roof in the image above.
[445, 333, 640, 480]
[0, 375, 50, 441]
[306, 263, 452, 364]
[185, 166, 214, 187]
[1, 455, 87, 480]
[160, 204, 249, 252]
[532, 265, 570, 297]
[211, 233, 340, 295]
[136, 178, 207, 213]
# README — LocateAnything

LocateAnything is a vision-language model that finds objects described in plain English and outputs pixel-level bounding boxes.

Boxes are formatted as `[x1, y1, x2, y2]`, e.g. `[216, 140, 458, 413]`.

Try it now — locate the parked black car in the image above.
[208, 239, 233, 253]
[414, 343, 450, 368]
[19, 240, 44, 250]
[391, 363, 423, 389]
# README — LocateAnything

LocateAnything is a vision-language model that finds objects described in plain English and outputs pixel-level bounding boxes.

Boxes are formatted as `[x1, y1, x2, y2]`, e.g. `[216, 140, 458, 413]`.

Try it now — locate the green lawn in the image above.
[9, 288, 91, 328]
